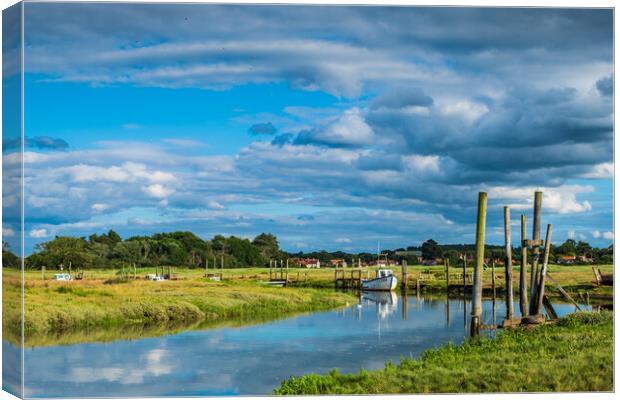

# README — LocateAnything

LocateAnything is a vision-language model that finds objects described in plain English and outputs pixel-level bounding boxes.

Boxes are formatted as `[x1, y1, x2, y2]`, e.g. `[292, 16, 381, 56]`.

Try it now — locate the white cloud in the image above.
[335, 237, 352, 243]
[488, 185, 594, 214]
[143, 184, 173, 199]
[580, 162, 613, 179]
[207, 200, 225, 210]
[91, 203, 110, 212]
[311, 108, 375, 146]
[439, 100, 488, 124]
[2, 227, 15, 237]
[592, 230, 601, 239]
[567, 229, 575, 239]
[29, 228, 49, 238]
[403, 154, 440, 174]
[603, 231, 614, 240]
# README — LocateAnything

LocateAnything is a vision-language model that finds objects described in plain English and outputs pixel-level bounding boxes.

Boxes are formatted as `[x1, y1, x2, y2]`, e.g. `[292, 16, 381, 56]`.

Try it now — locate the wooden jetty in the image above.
[268, 259, 308, 286]
[334, 268, 363, 289]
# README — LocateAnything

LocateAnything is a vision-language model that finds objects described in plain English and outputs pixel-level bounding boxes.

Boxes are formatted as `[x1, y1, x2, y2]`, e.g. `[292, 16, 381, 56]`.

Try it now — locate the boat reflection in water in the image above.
[361, 291, 399, 320]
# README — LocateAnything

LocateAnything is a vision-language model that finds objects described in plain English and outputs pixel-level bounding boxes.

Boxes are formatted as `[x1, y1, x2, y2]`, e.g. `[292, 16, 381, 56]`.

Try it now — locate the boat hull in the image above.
[362, 275, 398, 291]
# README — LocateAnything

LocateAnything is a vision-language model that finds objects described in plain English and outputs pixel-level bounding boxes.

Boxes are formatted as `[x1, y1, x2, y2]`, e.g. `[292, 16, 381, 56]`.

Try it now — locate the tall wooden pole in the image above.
[519, 215, 528, 315]
[462, 255, 466, 293]
[529, 191, 543, 314]
[401, 260, 408, 291]
[471, 192, 487, 336]
[491, 260, 496, 298]
[535, 224, 553, 315]
[445, 259, 450, 290]
[503, 206, 514, 320]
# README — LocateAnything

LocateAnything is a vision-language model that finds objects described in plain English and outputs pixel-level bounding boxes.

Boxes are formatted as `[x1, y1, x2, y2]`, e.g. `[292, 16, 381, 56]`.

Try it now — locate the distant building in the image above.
[369, 259, 392, 267]
[329, 258, 347, 267]
[558, 255, 576, 265]
[296, 258, 321, 268]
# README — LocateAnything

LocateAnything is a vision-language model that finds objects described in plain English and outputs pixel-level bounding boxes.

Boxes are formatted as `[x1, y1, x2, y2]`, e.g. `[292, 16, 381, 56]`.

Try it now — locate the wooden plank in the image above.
[546, 273, 582, 311]
[542, 295, 558, 320]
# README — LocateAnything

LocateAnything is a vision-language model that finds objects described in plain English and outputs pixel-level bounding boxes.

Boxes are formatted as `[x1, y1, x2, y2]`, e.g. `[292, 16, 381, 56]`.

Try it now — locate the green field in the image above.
[276, 311, 613, 394]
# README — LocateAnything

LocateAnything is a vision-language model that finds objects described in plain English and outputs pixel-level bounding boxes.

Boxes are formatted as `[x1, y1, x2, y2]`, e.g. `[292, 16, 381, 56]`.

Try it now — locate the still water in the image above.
[17, 293, 585, 397]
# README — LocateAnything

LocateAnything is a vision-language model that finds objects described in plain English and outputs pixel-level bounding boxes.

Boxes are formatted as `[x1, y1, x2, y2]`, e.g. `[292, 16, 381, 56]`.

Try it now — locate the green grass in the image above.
[275, 311, 613, 394]
[3, 271, 355, 346]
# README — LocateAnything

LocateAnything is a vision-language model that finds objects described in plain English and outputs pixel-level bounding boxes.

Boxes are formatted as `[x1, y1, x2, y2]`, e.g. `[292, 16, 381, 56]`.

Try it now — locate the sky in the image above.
[2, 4, 614, 254]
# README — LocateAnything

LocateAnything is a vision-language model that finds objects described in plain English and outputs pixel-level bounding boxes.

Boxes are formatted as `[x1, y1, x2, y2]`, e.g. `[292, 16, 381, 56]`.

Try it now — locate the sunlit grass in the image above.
[275, 311, 613, 394]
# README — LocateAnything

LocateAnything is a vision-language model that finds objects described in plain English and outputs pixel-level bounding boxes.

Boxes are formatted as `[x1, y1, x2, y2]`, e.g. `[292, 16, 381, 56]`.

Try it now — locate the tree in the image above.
[252, 233, 281, 261]
[2, 241, 19, 269]
[36, 236, 92, 269]
[556, 239, 577, 256]
[421, 239, 442, 260]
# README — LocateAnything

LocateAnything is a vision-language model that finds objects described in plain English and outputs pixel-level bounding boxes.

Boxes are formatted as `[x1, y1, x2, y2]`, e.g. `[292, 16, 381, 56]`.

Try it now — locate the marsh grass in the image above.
[275, 311, 613, 394]
[3, 273, 354, 344]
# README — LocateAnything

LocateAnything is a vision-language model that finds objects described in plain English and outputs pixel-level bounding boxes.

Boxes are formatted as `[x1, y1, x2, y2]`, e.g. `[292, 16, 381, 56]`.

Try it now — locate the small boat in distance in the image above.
[362, 269, 398, 291]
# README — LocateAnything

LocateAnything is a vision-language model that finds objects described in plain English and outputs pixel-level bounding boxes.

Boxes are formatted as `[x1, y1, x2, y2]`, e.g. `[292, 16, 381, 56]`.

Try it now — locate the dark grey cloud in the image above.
[248, 122, 277, 136]
[596, 75, 613, 97]
[371, 88, 433, 109]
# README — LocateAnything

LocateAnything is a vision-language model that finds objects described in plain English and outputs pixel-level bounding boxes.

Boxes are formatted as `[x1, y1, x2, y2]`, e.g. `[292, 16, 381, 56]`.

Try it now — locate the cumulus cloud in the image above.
[335, 237, 352, 243]
[2, 227, 15, 237]
[294, 108, 375, 147]
[488, 185, 594, 214]
[143, 184, 173, 199]
[29, 228, 49, 238]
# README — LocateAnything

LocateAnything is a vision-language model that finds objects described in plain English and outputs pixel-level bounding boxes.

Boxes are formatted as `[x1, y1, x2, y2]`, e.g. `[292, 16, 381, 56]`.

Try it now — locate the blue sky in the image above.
[2, 4, 613, 254]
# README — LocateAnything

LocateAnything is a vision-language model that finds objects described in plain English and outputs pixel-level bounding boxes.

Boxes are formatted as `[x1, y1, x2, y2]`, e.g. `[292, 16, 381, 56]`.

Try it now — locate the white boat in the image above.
[53, 273, 72, 281]
[362, 269, 397, 291]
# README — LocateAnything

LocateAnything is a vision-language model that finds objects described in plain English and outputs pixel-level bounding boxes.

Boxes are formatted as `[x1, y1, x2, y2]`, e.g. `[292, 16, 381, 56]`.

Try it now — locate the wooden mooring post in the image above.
[471, 192, 487, 337]
[504, 206, 514, 320]
[462, 255, 466, 293]
[519, 214, 528, 315]
[445, 259, 450, 290]
[401, 260, 408, 291]
[491, 260, 496, 297]
[529, 191, 543, 315]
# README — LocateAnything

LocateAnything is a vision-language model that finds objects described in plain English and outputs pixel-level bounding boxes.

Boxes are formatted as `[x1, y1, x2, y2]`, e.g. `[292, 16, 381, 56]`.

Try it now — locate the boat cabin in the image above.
[376, 269, 394, 278]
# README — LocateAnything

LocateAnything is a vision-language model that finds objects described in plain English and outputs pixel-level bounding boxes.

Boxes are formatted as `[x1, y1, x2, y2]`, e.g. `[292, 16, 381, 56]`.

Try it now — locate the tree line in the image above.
[2, 232, 612, 270]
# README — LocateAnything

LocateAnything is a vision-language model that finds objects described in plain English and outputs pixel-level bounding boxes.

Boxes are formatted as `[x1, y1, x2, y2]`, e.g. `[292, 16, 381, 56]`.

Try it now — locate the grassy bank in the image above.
[276, 311, 613, 394]
[3, 271, 355, 344]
